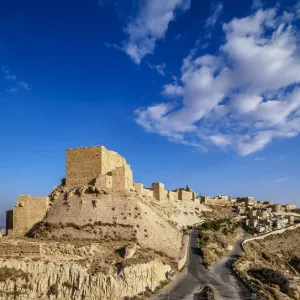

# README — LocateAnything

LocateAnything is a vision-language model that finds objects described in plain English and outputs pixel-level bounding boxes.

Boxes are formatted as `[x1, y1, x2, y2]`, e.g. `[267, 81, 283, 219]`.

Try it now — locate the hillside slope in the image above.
[234, 227, 300, 299]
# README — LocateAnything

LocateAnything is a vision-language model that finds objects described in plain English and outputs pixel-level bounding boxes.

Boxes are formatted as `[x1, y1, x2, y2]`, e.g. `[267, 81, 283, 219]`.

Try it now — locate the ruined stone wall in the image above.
[95, 174, 113, 190]
[192, 192, 196, 201]
[166, 190, 178, 201]
[286, 204, 297, 211]
[66, 146, 133, 189]
[178, 189, 193, 201]
[202, 198, 232, 206]
[101, 147, 126, 175]
[8, 195, 49, 237]
[135, 183, 144, 196]
[66, 147, 103, 187]
[6, 210, 13, 235]
[112, 166, 127, 191]
[124, 165, 134, 190]
[143, 188, 153, 198]
[152, 183, 165, 202]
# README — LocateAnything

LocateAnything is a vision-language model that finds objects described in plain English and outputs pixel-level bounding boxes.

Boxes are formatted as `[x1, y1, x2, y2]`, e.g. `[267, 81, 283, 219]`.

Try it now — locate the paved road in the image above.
[154, 229, 252, 300]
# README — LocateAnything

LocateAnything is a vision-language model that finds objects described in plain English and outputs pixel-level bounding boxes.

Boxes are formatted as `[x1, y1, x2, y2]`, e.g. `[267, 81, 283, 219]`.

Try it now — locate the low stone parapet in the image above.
[177, 234, 190, 270]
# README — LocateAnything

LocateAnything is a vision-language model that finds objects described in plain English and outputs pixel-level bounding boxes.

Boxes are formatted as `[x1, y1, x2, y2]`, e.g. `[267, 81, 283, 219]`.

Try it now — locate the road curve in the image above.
[153, 229, 252, 300]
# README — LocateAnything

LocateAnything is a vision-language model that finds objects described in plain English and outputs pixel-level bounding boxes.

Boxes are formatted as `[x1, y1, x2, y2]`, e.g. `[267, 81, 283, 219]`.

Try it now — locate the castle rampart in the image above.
[7, 195, 50, 237]
[6, 145, 199, 238]
[152, 182, 165, 202]
[66, 146, 133, 189]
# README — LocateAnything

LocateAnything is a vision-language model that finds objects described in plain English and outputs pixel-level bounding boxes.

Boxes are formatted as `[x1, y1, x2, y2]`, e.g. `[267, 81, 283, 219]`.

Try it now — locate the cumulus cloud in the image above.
[260, 177, 288, 184]
[205, 1, 223, 38]
[254, 157, 266, 161]
[135, 7, 300, 155]
[18, 81, 30, 90]
[122, 0, 191, 64]
[252, 0, 263, 10]
[147, 62, 166, 76]
[6, 88, 18, 93]
[5, 74, 16, 80]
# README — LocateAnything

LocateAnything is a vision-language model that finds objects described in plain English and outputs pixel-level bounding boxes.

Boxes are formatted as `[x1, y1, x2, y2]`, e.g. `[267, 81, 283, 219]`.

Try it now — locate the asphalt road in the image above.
[154, 229, 252, 300]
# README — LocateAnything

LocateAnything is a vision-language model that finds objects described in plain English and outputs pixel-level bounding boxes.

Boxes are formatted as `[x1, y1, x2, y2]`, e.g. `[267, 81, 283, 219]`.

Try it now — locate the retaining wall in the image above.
[177, 234, 190, 270]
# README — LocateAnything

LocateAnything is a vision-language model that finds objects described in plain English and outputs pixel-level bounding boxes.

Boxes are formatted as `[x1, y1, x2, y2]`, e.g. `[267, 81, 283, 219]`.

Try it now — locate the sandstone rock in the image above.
[51, 190, 60, 201]
[282, 280, 300, 299]
[124, 243, 136, 259]
[90, 186, 96, 193]
[0, 256, 171, 300]
[67, 192, 73, 200]
[227, 245, 233, 251]
[79, 186, 89, 196]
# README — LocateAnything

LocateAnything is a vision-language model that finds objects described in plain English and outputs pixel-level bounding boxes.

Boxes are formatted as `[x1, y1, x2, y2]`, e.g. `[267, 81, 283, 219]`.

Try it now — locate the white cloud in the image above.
[260, 177, 288, 184]
[5, 75, 16, 80]
[6, 88, 18, 93]
[2, 67, 16, 79]
[252, 0, 263, 10]
[162, 83, 184, 97]
[104, 42, 122, 50]
[254, 157, 266, 161]
[18, 81, 30, 90]
[205, 2, 223, 38]
[122, 0, 191, 64]
[280, 155, 288, 160]
[209, 134, 231, 147]
[135, 7, 300, 155]
[174, 34, 182, 41]
[148, 62, 166, 76]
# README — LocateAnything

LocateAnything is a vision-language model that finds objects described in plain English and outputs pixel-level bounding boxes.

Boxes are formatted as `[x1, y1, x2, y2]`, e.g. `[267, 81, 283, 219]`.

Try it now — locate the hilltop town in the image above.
[0, 145, 299, 300]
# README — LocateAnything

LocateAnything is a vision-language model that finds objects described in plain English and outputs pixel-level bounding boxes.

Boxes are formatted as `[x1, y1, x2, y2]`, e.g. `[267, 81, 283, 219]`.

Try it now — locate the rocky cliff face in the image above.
[0, 257, 171, 300]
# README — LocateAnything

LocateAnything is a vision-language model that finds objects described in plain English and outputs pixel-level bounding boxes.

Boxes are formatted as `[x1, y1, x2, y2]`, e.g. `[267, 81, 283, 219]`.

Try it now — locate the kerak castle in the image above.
[6, 146, 203, 258]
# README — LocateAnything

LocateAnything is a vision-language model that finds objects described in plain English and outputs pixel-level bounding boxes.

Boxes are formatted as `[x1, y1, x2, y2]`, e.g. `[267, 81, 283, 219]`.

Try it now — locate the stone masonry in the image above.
[66, 146, 133, 191]
[152, 182, 165, 202]
[6, 145, 198, 237]
[7, 195, 49, 237]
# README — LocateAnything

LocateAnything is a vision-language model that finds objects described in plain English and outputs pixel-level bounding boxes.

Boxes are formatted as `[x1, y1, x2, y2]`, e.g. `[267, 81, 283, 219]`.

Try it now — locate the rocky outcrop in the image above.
[123, 243, 136, 259]
[0, 258, 171, 300]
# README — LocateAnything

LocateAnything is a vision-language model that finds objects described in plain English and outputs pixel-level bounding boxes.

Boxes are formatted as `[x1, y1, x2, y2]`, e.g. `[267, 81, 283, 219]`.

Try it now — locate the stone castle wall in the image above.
[152, 183, 165, 202]
[7, 195, 49, 237]
[66, 146, 133, 188]
[66, 147, 103, 187]
[135, 182, 196, 202]
[143, 188, 154, 198]
[178, 189, 194, 201]
[201, 198, 232, 206]
[166, 190, 178, 201]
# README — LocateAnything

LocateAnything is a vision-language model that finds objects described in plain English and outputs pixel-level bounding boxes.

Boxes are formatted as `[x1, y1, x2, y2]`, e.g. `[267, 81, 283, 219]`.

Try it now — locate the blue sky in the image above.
[1, 0, 300, 225]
